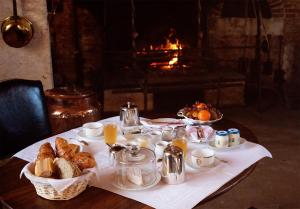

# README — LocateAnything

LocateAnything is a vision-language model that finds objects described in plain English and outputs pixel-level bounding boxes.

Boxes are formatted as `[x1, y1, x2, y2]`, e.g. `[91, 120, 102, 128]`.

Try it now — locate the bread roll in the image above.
[37, 142, 55, 160]
[53, 158, 81, 179]
[72, 152, 96, 170]
[35, 143, 56, 177]
[35, 158, 54, 178]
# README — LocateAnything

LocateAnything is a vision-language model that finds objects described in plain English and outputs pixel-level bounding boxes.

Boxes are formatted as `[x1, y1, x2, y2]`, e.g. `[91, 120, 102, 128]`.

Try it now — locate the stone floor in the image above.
[196, 104, 300, 209]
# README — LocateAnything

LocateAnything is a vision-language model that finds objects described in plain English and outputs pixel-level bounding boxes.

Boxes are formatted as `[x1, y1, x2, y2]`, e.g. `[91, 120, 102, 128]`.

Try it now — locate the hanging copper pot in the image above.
[1, 0, 34, 48]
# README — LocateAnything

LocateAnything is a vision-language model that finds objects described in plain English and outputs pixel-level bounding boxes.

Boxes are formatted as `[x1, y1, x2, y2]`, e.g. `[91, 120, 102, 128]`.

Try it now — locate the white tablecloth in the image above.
[14, 116, 272, 209]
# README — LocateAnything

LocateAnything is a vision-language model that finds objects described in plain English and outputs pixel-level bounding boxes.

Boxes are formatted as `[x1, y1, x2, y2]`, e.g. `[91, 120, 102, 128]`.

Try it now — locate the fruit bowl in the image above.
[177, 103, 223, 125]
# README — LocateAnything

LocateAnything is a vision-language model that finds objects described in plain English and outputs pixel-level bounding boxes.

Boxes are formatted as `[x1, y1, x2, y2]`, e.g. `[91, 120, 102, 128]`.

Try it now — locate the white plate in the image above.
[150, 118, 182, 124]
[112, 172, 161, 191]
[77, 130, 103, 141]
[208, 137, 246, 151]
[140, 118, 183, 128]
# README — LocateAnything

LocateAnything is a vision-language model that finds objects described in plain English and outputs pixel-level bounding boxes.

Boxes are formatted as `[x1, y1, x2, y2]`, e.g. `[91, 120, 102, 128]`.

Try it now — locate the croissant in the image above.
[55, 137, 79, 160]
[37, 142, 55, 160]
[72, 152, 96, 170]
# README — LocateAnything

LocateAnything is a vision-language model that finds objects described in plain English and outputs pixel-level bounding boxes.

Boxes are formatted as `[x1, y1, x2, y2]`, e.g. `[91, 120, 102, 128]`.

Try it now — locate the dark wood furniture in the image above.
[0, 79, 51, 159]
[0, 118, 258, 209]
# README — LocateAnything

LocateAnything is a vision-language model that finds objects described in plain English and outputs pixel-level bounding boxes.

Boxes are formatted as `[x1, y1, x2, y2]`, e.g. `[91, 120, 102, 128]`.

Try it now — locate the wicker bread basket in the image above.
[23, 163, 92, 200]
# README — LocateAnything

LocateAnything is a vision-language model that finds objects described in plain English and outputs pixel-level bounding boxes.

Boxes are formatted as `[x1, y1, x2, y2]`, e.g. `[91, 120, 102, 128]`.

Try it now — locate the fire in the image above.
[165, 39, 182, 51]
[140, 29, 183, 70]
[151, 39, 182, 70]
[169, 56, 178, 66]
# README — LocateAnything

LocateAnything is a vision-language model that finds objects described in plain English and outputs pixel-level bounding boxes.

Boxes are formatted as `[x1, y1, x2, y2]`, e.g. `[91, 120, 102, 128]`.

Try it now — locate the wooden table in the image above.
[0, 118, 258, 209]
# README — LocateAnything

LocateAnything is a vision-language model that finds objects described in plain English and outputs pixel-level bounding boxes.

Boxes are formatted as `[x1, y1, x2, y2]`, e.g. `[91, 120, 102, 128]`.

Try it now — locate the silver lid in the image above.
[121, 101, 138, 110]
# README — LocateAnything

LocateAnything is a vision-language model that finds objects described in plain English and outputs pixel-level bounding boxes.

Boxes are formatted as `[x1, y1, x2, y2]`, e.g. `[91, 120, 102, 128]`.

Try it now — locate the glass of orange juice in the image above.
[103, 122, 118, 145]
[172, 127, 188, 158]
[172, 138, 187, 157]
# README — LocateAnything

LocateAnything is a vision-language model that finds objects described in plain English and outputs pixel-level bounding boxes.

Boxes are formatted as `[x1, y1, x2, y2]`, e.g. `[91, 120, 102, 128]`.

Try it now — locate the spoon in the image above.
[76, 139, 89, 146]
[215, 157, 228, 164]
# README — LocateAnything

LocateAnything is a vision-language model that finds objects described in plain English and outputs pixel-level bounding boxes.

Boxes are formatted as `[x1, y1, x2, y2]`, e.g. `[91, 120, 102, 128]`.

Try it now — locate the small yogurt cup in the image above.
[215, 130, 229, 148]
[228, 128, 240, 146]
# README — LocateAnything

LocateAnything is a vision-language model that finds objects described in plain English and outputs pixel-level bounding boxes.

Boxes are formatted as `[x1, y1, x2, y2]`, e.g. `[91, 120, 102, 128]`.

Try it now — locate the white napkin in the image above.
[13, 130, 77, 162]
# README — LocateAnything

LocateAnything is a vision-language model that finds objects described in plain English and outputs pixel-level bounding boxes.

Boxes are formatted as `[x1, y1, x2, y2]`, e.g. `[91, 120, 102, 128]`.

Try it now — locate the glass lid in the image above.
[117, 145, 155, 166]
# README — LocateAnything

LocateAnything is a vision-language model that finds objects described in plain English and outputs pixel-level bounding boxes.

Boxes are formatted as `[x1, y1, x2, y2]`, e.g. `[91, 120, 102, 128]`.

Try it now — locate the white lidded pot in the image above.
[215, 130, 229, 148]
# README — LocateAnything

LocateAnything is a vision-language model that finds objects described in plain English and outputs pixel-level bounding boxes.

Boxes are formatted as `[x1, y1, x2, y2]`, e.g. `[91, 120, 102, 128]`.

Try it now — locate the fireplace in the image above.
[134, 1, 198, 72]
[50, 0, 281, 112]
[102, 0, 204, 76]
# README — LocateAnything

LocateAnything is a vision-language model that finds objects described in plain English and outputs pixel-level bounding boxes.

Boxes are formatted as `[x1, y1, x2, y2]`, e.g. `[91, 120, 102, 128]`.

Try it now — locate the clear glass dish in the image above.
[113, 146, 159, 190]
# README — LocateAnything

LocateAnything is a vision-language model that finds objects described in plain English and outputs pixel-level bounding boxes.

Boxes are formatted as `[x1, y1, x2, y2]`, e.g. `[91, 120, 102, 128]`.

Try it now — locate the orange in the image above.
[192, 110, 199, 118]
[197, 110, 211, 121]
[196, 103, 207, 109]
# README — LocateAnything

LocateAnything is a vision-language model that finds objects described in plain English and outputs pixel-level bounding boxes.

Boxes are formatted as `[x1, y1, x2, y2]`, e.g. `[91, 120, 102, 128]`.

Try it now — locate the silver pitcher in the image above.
[120, 102, 140, 127]
[161, 145, 185, 184]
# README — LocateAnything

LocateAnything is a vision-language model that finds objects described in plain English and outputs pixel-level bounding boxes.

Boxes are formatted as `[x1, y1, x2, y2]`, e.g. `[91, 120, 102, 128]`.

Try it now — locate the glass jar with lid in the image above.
[113, 145, 159, 190]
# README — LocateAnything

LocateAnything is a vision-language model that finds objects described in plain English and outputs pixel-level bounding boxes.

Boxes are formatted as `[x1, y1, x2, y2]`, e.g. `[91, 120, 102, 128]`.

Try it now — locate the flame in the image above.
[164, 39, 182, 51]
[138, 29, 184, 70]
[169, 57, 178, 66]
[152, 37, 182, 70]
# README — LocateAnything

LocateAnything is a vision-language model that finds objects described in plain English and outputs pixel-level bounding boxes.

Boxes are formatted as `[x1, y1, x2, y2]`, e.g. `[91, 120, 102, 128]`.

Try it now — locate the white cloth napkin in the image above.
[14, 116, 272, 209]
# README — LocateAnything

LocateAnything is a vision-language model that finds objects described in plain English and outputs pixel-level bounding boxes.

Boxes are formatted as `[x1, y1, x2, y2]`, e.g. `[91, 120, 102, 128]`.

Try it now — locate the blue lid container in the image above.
[216, 130, 228, 136]
[228, 128, 240, 134]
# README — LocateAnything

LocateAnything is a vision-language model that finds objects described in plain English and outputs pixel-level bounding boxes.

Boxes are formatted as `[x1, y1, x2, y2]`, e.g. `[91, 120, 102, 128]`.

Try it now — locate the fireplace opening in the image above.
[103, 0, 201, 76]
[134, 1, 197, 72]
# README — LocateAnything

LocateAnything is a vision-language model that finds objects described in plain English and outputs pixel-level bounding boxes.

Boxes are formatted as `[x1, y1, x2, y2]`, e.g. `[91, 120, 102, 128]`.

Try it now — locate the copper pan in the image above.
[1, 0, 34, 48]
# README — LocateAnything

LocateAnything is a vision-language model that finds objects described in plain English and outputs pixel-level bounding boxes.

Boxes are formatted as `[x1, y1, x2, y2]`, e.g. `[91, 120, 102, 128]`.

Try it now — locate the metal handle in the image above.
[13, 0, 18, 17]
[177, 110, 186, 118]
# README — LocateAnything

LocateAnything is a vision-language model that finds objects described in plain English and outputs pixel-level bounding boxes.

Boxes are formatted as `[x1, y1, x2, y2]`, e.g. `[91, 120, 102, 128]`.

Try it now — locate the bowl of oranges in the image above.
[177, 102, 223, 125]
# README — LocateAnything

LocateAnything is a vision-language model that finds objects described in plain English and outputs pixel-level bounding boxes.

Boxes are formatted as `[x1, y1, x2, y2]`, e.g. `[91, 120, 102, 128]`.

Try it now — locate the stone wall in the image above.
[207, 0, 284, 74]
[0, 0, 53, 90]
[282, 0, 300, 108]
